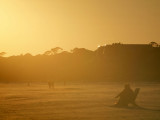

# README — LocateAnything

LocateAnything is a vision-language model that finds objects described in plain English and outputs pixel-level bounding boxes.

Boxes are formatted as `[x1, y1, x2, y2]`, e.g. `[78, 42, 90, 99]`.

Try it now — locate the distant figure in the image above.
[114, 84, 140, 107]
[48, 80, 54, 88]
[64, 81, 66, 86]
[27, 82, 30, 86]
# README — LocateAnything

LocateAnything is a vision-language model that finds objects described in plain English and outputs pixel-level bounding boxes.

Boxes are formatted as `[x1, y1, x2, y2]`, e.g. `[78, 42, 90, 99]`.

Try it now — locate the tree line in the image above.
[0, 42, 160, 83]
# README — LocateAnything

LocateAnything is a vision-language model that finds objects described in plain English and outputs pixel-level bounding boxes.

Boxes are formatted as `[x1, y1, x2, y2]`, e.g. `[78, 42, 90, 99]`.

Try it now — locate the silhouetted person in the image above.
[48, 80, 54, 88]
[27, 82, 30, 87]
[114, 84, 140, 107]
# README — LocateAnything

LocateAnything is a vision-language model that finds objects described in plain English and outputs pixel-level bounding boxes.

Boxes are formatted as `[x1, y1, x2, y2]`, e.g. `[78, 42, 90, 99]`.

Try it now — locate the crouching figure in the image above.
[114, 84, 140, 107]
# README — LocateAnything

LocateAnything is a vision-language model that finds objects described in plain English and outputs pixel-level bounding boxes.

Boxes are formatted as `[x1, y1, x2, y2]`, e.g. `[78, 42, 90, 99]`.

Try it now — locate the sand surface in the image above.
[0, 82, 160, 120]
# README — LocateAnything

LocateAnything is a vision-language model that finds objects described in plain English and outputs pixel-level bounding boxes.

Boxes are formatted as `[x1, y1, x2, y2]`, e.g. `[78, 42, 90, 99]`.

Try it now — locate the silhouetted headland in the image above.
[0, 42, 160, 83]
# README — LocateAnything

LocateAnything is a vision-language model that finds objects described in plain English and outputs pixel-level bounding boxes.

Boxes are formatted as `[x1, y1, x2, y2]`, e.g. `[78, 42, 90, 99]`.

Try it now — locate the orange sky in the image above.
[0, 0, 160, 56]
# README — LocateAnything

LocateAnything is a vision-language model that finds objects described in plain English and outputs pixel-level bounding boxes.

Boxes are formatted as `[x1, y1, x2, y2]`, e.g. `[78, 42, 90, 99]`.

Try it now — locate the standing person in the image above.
[48, 80, 51, 88]
[114, 84, 139, 107]
[48, 80, 54, 88]
[50, 80, 54, 88]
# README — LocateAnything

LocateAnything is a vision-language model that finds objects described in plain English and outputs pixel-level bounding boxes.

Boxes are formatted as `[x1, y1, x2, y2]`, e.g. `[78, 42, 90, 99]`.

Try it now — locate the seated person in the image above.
[114, 84, 140, 107]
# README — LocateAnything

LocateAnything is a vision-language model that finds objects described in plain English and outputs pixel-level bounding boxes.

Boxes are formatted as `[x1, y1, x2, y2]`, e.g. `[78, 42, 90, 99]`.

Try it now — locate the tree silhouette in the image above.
[0, 52, 6, 57]
[24, 53, 32, 57]
[71, 48, 93, 55]
[149, 42, 159, 47]
[1, 43, 160, 83]
[44, 47, 63, 55]
[51, 47, 63, 55]
[44, 50, 52, 55]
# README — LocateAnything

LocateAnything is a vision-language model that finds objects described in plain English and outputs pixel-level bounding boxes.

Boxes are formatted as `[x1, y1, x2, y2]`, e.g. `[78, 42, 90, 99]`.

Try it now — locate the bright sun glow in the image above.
[0, 0, 160, 56]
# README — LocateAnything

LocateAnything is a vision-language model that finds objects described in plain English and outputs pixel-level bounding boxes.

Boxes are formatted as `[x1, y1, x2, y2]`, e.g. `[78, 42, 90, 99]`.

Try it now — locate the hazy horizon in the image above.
[0, 0, 160, 56]
[1, 1, 160, 119]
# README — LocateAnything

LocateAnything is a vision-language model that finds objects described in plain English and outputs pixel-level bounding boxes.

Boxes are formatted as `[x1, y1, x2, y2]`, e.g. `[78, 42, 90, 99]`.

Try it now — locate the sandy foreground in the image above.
[0, 82, 160, 120]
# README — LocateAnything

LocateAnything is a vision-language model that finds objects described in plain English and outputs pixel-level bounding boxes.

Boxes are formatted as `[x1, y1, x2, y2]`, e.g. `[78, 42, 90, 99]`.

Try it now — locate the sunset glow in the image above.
[0, 0, 160, 56]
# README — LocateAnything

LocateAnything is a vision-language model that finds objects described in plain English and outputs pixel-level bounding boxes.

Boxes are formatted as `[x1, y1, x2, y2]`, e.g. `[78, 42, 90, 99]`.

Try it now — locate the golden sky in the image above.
[0, 0, 160, 56]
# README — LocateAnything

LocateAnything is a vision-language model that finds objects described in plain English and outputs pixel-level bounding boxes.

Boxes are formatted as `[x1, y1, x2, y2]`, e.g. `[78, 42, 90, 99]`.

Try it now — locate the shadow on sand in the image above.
[110, 105, 160, 112]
